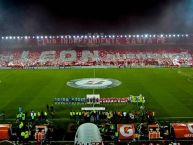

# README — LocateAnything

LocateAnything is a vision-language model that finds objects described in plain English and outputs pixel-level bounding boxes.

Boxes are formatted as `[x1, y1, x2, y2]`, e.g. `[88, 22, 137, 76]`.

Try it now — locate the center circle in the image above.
[67, 78, 121, 89]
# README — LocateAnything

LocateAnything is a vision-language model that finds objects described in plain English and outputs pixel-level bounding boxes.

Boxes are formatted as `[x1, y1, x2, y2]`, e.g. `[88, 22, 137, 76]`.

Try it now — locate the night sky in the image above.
[0, 0, 193, 35]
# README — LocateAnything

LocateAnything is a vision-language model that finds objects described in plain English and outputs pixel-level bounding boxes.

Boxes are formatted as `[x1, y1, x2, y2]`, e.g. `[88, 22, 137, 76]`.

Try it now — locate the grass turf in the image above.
[0, 68, 193, 119]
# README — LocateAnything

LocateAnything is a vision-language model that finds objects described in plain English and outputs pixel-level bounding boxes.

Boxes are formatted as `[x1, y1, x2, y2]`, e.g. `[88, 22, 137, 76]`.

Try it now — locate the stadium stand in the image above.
[0, 48, 192, 68]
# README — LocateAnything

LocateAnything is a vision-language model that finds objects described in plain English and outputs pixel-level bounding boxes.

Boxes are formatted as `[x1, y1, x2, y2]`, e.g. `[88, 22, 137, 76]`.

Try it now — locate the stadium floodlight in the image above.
[185, 34, 189, 37]
[5, 36, 8, 40]
[128, 35, 131, 38]
[136, 35, 139, 38]
[32, 36, 35, 39]
[96, 35, 99, 38]
[9, 36, 12, 39]
[112, 35, 115, 38]
[145, 34, 148, 38]
[24, 36, 28, 39]
[21, 37, 23, 39]
[133, 35, 135, 37]
[141, 35, 144, 37]
[153, 35, 156, 38]
[49, 36, 52, 39]
[40, 36, 44, 39]
[120, 35, 123, 38]
[173, 34, 176, 37]
[2, 37, 4, 39]
[168, 34, 171, 37]
[36, 36, 40, 39]
[165, 35, 168, 37]
[17, 36, 20, 39]
[45, 36, 48, 39]
[177, 34, 180, 37]
[160, 34, 163, 38]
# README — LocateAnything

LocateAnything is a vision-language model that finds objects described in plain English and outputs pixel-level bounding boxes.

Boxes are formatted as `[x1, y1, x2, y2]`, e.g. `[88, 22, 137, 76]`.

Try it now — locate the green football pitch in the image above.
[0, 68, 193, 119]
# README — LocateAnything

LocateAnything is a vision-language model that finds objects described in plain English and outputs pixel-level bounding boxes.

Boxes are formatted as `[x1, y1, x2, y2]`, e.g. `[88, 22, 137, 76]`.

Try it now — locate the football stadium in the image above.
[0, 34, 193, 145]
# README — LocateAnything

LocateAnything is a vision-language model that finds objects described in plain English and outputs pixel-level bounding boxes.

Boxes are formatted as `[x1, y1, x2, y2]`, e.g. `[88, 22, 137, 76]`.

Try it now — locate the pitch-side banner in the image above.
[171, 123, 193, 138]
[117, 124, 135, 140]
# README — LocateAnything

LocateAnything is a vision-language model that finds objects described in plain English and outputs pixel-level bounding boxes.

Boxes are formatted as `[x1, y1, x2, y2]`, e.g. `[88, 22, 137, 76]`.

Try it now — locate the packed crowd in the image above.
[0, 48, 192, 68]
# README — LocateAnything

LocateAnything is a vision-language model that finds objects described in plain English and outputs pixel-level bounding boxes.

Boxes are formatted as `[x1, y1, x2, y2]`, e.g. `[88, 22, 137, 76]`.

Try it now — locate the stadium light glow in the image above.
[36, 36, 40, 39]
[17, 36, 20, 39]
[173, 34, 176, 37]
[5, 36, 8, 39]
[160, 34, 163, 38]
[32, 36, 35, 39]
[145, 34, 148, 38]
[133, 35, 135, 37]
[136, 35, 139, 38]
[128, 35, 131, 38]
[169, 34, 171, 37]
[45, 36, 48, 39]
[141, 35, 144, 37]
[177, 34, 180, 37]
[153, 35, 156, 38]
[149, 35, 152, 37]
[9, 36, 12, 39]
[2, 37, 4, 39]
[185, 34, 189, 37]
[24, 36, 28, 39]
